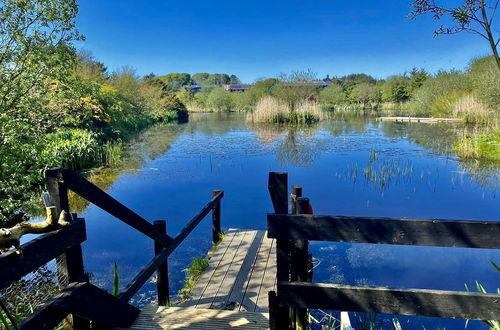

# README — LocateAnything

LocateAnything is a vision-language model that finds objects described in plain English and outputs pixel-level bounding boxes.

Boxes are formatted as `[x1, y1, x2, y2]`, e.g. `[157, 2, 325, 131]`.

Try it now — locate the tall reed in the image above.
[246, 96, 325, 124]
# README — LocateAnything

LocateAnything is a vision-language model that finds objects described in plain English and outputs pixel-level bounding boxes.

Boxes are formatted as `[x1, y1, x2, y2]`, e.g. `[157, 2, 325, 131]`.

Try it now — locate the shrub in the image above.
[467, 56, 500, 110]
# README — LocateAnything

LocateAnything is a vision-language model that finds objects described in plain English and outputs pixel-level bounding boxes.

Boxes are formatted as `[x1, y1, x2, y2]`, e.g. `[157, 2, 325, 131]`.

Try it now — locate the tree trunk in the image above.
[481, 1, 500, 69]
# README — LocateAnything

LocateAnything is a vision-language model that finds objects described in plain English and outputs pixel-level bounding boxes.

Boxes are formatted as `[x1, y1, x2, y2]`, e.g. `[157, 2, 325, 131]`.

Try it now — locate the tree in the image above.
[230, 74, 241, 84]
[409, 0, 500, 69]
[158, 73, 191, 91]
[319, 83, 347, 105]
[382, 76, 411, 103]
[0, 0, 82, 111]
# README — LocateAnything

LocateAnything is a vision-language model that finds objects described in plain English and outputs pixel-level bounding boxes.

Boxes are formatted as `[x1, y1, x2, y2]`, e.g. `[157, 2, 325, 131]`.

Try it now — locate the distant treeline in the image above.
[160, 56, 499, 119]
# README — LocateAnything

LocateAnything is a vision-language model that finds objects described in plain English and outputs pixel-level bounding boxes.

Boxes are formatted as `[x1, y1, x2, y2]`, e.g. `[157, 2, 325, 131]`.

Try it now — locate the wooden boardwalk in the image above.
[125, 229, 276, 329]
[377, 116, 463, 123]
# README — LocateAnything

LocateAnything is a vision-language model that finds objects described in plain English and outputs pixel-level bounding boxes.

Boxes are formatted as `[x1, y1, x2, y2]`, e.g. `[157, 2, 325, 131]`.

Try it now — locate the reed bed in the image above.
[246, 96, 326, 124]
[453, 94, 497, 125]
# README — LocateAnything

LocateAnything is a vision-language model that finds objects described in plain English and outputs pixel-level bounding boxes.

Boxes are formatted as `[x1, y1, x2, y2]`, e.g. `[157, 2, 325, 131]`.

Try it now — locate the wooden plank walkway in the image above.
[126, 306, 269, 329]
[377, 116, 463, 123]
[124, 229, 276, 329]
[185, 228, 276, 312]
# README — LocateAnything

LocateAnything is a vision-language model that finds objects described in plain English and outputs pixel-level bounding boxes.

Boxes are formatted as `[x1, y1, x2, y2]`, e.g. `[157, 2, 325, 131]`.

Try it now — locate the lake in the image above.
[79, 113, 499, 329]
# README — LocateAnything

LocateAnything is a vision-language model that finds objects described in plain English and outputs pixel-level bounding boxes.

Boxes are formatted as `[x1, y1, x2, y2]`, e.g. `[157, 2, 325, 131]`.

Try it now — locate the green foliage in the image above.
[382, 75, 411, 103]
[206, 87, 233, 111]
[319, 84, 347, 106]
[431, 90, 467, 117]
[191, 73, 230, 85]
[0, 6, 187, 225]
[410, 70, 470, 116]
[158, 73, 192, 91]
[455, 132, 500, 162]
[467, 56, 500, 110]
[179, 257, 210, 302]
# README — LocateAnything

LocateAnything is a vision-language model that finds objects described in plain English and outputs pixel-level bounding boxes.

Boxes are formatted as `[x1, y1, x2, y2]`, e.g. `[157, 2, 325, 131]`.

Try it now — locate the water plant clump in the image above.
[178, 257, 209, 303]
[246, 96, 326, 124]
[345, 150, 416, 191]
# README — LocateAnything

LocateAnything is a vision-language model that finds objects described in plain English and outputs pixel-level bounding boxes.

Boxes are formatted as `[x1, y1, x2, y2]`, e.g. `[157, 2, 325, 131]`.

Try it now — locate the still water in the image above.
[79, 113, 499, 329]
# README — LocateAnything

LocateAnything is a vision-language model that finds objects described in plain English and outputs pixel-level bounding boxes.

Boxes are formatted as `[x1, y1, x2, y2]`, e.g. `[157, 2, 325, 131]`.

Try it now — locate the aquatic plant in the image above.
[455, 131, 500, 162]
[178, 257, 209, 303]
[246, 96, 325, 124]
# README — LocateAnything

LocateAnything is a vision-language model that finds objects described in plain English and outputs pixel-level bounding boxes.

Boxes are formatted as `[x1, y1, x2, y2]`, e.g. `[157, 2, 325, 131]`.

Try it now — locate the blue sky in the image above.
[76, 0, 490, 82]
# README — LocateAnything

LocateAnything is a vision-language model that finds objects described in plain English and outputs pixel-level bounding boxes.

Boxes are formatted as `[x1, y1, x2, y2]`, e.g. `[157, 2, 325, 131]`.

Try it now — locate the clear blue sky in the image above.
[76, 0, 490, 83]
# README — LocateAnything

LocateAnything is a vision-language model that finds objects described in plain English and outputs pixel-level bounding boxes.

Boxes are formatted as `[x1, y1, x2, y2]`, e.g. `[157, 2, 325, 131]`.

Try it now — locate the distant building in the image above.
[223, 84, 252, 92]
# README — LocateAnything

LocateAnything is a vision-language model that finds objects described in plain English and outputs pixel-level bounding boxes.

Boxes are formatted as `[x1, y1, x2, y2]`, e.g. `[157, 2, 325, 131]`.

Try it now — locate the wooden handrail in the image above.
[46, 168, 174, 247]
[267, 171, 500, 330]
[267, 214, 500, 249]
[277, 282, 500, 320]
[118, 190, 224, 302]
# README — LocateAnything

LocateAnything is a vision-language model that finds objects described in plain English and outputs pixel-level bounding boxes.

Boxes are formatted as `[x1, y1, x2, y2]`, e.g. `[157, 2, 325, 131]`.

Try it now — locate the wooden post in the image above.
[290, 186, 302, 215]
[154, 220, 169, 306]
[269, 291, 290, 330]
[212, 190, 222, 244]
[46, 169, 89, 329]
[289, 185, 302, 329]
[268, 172, 291, 329]
[294, 197, 310, 330]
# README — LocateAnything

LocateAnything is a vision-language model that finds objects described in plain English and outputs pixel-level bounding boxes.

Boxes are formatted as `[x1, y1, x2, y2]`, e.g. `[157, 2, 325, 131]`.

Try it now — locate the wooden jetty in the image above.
[378, 116, 463, 123]
[2, 169, 500, 330]
[127, 229, 276, 329]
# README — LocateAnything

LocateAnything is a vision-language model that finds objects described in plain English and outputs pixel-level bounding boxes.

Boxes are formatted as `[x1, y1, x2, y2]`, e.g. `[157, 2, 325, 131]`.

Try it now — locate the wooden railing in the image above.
[266, 171, 500, 330]
[0, 168, 223, 329]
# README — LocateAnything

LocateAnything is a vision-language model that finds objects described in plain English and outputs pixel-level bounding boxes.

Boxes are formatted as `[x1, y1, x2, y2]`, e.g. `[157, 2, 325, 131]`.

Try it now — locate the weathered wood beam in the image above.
[268, 214, 500, 249]
[277, 282, 500, 320]
[20, 282, 139, 330]
[0, 219, 86, 291]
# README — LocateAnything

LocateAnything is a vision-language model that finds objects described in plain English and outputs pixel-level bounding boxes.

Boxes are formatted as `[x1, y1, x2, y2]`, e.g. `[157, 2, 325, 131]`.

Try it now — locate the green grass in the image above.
[455, 131, 500, 162]
[178, 232, 227, 303]
[178, 257, 209, 303]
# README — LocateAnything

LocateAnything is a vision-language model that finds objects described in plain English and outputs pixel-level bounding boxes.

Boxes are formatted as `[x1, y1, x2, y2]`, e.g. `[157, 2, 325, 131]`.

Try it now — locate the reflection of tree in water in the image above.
[70, 124, 186, 212]
[276, 128, 321, 166]
[323, 117, 370, 136]
[187, 112, 246, 136]
[459, 161, 500, 190]
[380, 122, 488, 155]
[380, 121, 500, 190]
[248, 123, 288, 145]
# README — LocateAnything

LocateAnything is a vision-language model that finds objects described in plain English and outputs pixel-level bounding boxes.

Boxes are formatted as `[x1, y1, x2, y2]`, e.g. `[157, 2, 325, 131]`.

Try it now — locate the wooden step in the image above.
[124, 305, 269, 329]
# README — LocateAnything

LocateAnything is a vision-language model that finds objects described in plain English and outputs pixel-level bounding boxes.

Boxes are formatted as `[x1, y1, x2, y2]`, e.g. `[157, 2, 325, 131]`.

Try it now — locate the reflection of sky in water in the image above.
[79, 113, 498, 329]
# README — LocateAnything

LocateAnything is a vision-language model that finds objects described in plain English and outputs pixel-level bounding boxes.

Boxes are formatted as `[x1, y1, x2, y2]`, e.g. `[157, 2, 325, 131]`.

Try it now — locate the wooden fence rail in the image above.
[266, 171, 500, 330]
[1, 168, 224, 329]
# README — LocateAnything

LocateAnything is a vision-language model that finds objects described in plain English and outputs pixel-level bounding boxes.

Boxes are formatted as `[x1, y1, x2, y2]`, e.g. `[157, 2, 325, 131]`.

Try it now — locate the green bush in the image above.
[410, 70, 471, 116]
[431, 90, 466, 117]
[467, 56, 500, 110]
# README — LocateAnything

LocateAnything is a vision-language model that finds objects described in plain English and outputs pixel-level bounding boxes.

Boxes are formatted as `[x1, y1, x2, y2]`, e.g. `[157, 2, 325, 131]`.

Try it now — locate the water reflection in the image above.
[75, 113, 499, 330]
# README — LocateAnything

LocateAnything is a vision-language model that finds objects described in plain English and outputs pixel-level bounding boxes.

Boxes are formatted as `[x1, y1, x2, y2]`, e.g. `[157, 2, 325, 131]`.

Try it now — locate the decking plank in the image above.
[183, 228, 238, 307]
[210, 230, 258, 309]
[256, 238, 276, 312]
[196, 230, 248, 309]
[226, 230, 265, 311]
[125, 306, 269, 329]
[240, 232, 273, 312]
